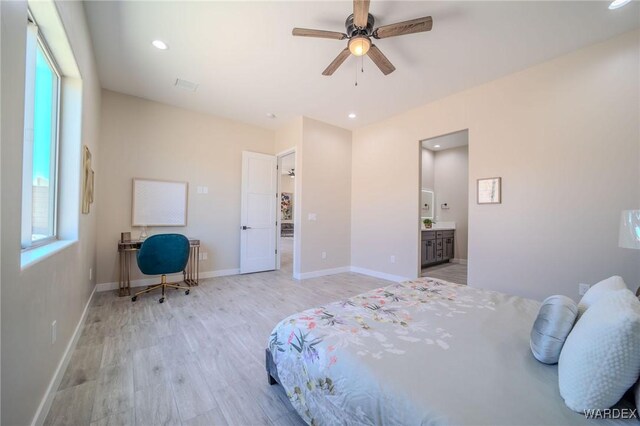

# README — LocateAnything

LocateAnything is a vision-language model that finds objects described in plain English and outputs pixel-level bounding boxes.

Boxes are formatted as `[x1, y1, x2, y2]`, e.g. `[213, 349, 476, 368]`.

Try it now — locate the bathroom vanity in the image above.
[421, 229, 455, 267]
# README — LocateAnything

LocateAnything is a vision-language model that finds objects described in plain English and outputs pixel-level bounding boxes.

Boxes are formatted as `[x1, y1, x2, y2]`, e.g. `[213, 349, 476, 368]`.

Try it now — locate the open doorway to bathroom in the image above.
[277, 151, 296, 275]
[420, 130, 469, 284]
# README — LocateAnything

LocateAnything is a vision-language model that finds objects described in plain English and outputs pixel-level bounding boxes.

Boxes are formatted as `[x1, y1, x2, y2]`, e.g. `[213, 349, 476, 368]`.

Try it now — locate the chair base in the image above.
[131, 274, 190, 303]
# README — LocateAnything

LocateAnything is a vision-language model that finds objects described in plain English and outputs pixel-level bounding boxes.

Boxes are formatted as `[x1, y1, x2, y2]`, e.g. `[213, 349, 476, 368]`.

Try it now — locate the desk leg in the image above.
[185, 246, 199, 287]
[118, 251, 123, 296]
[126, 251, 131, 295]
[118, 251, 131, 297]
[185, 247, 191, 286]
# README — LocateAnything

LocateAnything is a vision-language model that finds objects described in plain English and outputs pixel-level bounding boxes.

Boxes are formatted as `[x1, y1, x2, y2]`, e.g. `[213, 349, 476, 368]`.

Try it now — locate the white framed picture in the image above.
[132, 178, 188, 226]
[477, 177, 502, 204]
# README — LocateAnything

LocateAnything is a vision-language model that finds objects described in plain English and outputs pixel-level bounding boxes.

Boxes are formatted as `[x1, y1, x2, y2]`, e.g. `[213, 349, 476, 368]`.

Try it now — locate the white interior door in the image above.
[240, 151, 277, 273]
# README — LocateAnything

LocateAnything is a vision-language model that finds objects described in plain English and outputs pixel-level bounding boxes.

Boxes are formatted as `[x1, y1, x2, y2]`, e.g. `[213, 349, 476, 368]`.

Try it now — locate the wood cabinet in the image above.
[421, 230, 454, 267]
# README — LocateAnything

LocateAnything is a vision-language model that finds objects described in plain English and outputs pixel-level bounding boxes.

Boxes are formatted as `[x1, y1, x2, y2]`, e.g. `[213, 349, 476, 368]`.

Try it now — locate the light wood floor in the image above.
[279, 237, 293, 273]
[421, 262, 468, 285]
[44, 244, 389, 425]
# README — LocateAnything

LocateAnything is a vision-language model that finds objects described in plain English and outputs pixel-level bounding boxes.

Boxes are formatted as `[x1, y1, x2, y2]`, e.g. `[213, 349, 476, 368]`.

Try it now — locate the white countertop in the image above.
[421, 221, 456, 231]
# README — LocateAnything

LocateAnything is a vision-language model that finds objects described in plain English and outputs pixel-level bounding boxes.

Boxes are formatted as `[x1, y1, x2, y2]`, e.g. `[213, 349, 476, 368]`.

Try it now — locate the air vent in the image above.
[175, 78, 199, 92]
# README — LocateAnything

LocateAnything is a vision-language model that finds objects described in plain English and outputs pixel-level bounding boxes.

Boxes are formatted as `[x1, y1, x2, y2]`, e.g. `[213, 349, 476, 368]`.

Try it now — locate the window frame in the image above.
[21, 14, 62, 251]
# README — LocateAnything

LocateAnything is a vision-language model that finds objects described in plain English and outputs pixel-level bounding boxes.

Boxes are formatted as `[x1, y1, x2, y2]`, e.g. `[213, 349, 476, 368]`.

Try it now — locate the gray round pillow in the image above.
[530, 295, 578, 364]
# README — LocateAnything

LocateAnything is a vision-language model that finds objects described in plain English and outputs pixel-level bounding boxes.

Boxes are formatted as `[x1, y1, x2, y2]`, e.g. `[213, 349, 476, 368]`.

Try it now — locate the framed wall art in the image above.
[477, 177, 502, 204]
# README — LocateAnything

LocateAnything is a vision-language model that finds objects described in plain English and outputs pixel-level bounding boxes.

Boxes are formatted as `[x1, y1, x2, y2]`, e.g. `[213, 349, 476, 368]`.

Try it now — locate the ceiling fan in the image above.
[292, 0, 433, 76]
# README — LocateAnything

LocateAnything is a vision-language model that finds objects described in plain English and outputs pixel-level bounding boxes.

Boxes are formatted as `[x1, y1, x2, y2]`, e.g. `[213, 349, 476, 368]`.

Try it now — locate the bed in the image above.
[266, 278, 634, 425]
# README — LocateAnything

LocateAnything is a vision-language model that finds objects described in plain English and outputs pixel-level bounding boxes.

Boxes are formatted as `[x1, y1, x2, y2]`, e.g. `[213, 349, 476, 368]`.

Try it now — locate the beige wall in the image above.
[1, 1, 102, 424]
[297, 118, 352, 275]
[273, 117, 352, 276]
[421, 148, 435, 190]
[274, 117, 302, 155]
[97, 102, 352, 282]
[274, 119, 302, 274]
[96, 90, 274, 284]
[433, 146, 469, 260]
[352, 30, 640, 300]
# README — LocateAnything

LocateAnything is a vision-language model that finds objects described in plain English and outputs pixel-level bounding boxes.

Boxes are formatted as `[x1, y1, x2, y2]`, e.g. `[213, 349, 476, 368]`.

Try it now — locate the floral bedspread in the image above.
[268, 278, 500, 425]
[267, 278, 614, 426]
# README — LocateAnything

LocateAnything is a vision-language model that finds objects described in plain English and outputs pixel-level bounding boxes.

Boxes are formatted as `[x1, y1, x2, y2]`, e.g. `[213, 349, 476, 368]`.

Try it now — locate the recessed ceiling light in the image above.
[266, 113, 277, 119]
[434, 144, 441, 148]
[348, 113, 356, 119]
[152, 40, 168, 50]
[609, 0, 632, 9]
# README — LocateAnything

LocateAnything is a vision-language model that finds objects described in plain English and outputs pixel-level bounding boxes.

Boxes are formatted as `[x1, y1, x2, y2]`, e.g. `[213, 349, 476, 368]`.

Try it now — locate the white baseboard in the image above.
[349, 266, 409, 283]
[96, 264, 413, 291]
[95, 268, 240, 292]
[293, 266, 351, 280]
[32, 285, 96, 426]
[451, 258, 468, 265]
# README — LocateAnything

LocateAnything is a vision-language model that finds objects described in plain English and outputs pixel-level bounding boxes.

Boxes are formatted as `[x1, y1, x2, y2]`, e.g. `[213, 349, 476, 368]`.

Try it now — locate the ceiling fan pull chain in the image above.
[361, 55, 364, 73]
[355, 59, 358, 86]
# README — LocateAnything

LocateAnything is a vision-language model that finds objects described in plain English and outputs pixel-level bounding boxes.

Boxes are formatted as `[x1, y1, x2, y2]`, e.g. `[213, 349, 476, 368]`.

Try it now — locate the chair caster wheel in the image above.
[131, 296, 137, 302]
[159, 297, 165, 304]
[185, 290, 190, 295]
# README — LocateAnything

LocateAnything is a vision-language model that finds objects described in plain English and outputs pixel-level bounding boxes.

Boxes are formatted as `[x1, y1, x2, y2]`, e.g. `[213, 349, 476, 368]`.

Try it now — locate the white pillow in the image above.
[577, 275, 627, 317]
[559, 289, 640, 412]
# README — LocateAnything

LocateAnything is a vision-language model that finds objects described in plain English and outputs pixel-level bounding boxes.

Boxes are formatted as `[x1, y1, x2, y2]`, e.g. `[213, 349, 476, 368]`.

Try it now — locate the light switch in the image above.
[308, 213, 317, 221]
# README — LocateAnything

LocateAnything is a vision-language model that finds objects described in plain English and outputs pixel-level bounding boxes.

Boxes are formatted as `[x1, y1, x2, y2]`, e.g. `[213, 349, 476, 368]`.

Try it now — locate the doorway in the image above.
[419, 130, 469, 284]
[277, 150, 296, 276]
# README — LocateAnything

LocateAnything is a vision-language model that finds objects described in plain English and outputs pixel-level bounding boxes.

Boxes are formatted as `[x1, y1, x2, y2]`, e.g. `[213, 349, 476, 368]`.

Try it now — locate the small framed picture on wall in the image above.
[477, 177, 502, 204]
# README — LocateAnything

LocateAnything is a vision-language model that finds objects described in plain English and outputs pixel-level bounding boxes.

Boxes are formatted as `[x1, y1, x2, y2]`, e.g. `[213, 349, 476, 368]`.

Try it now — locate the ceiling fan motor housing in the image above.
[345, 13, 375, 37]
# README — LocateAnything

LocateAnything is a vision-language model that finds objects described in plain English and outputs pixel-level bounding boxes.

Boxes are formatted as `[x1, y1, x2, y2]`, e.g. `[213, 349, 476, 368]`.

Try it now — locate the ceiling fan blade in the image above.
[353, 0, 370, 28]
[322, 48, 351, 76]
[292, 28, 347, 40]
[373, 16, 433, 39]
[367, 45, 396, 75]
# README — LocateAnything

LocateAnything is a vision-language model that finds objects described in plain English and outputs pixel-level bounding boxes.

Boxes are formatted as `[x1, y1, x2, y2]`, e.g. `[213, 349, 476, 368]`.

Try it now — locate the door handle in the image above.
[242, 226, 252, 230]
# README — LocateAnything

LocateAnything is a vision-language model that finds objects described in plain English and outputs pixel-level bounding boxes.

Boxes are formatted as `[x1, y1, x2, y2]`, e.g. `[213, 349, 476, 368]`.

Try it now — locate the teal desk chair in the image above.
[131, 234, 191, 303]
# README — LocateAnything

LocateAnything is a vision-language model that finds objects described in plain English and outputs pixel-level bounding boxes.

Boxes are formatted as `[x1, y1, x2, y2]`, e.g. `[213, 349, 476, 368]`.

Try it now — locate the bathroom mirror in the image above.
[421, 189, 434, 220]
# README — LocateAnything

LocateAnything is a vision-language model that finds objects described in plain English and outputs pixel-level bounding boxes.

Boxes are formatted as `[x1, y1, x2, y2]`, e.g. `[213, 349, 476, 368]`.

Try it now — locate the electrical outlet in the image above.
[579, 283, 590, 296]
[390, 255, 396, 264]
[51, 321, 57, 345]
[321, 251, 327, 259]
[199, 252, 208, 261]
[89, 267, 92, 281]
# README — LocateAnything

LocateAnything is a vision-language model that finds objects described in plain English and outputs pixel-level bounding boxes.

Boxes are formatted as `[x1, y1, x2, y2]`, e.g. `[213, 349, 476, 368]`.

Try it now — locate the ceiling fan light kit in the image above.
[349, 36, 371, 56]
[292, 0, 433, 77]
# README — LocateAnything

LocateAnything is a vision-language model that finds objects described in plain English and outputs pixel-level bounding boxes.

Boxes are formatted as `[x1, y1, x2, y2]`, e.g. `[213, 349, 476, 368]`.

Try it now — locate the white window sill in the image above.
[21, 239, 77, 270]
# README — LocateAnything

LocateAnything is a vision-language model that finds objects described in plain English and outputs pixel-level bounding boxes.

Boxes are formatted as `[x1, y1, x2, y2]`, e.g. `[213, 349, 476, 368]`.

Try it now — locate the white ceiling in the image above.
[422, 129, 468, 151]
[84, 1, 640, 131]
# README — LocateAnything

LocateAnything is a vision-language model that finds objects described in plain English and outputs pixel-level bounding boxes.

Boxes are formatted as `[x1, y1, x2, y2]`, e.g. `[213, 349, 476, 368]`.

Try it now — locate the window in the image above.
[22, 18, 61, 249]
